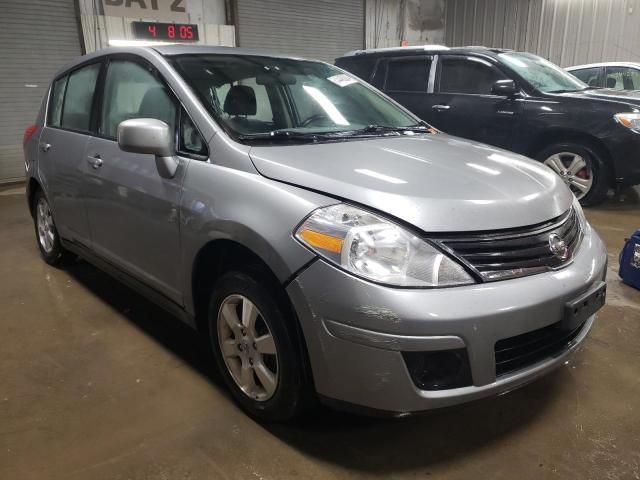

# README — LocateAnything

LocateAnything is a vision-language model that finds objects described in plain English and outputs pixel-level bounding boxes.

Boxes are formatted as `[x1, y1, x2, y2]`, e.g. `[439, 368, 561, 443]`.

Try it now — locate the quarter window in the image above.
[100, 59, 177, 138]
[60, 63, 101, 132]
[48, 76, 68, 127]
[386, 58, 431, 92]
[439, 58, 504, 95]
[179, 109, 207, 156]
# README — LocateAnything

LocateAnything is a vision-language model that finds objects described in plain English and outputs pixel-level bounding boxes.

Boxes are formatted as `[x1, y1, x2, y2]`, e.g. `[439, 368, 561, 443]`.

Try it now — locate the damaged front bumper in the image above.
[285, 225, 608, 414]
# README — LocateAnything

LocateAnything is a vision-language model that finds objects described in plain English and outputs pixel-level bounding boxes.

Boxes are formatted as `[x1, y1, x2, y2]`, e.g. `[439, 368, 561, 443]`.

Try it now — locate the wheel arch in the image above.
[526, 128, 615, 181]
[26, 177, 43, 217]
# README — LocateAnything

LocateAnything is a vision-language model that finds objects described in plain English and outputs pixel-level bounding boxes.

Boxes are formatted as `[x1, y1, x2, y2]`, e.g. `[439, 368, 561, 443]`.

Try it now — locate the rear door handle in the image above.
[40, 143, 51, 152]
[87, 154, 103, 169]
[432, 104, 451, 111]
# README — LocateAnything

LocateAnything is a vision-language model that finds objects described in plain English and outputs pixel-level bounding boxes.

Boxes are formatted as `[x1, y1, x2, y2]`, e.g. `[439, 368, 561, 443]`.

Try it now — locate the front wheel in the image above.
[535, 142, 610, 206]
[208, 270, 313, 422]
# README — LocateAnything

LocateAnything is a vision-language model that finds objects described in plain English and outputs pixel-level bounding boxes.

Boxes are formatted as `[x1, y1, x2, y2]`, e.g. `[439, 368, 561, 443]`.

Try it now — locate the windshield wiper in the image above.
[237, 130, 324, 143]
[342, 123, 433, 136]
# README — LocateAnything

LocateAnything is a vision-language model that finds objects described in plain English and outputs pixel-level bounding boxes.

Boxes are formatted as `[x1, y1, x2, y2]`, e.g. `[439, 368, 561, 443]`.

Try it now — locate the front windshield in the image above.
[498, 52, 588, 93]
[171, 54, 422, 139]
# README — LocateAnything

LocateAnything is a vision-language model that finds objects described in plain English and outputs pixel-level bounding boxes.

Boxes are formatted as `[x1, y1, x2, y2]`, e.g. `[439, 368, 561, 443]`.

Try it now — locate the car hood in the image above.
[248, 134, 573, 232]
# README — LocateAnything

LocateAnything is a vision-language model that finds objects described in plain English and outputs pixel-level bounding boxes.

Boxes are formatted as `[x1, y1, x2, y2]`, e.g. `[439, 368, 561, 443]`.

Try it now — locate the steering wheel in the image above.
[300, 114, 331, 128]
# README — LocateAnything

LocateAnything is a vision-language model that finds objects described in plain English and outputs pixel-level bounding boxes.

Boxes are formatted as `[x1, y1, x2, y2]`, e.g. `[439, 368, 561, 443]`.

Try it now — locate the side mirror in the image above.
[117, 118, 178, 178]
[491, 79, 518, 97]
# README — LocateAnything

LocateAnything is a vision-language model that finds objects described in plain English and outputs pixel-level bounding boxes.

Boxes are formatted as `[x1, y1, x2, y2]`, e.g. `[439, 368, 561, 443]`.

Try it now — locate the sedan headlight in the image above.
[295, 204, 475, 287]
[614, 113, 640, 132]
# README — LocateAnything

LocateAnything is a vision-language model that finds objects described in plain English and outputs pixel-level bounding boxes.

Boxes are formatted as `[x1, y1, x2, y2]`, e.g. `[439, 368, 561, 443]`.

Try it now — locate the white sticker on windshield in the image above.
[327, 74, 358, 87]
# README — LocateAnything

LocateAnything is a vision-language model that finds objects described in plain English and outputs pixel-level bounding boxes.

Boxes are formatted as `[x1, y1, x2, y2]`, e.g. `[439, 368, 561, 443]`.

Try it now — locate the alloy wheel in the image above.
[543, 152, 594, 200]
[36, 197, 55, 254]
[217, 294, 279, 401]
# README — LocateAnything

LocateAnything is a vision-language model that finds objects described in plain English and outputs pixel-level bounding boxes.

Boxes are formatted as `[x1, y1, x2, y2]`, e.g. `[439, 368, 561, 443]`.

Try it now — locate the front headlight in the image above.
[295, 204, 475, 287]
[614, 112, 640, 132]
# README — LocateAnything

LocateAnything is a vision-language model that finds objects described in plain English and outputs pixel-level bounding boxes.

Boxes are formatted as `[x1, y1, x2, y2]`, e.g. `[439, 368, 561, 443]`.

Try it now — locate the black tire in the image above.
[208, 270, 313, 422]
[32, 189, 74, 266]
[535, 142, 610, 206]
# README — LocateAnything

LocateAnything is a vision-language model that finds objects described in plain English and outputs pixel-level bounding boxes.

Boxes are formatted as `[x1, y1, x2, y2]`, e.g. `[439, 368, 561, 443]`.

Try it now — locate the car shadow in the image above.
[63, 258, 565, 473]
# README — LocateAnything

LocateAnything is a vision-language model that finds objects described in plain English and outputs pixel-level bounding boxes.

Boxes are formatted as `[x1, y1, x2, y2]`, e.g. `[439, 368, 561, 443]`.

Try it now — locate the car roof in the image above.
[150, 44, 317, 61]
[567, 62, 640, 70]
[338, 45, 511, 59]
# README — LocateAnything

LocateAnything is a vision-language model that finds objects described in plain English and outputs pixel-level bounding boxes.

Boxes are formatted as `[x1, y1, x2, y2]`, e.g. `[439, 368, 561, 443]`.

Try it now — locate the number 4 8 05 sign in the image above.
[132, 21, 199, 41]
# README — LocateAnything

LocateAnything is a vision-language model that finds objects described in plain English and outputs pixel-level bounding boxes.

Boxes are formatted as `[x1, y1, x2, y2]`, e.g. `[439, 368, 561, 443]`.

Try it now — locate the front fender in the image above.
[179, 159, 333, 315]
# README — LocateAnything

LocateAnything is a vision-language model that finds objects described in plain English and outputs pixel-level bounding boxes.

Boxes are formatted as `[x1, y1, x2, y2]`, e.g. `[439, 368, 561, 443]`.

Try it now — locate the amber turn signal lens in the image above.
[299, 229, 343, 254]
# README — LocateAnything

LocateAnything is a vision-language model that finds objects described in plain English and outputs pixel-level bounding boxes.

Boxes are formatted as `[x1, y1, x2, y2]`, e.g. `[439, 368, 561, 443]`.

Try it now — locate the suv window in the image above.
[439, 57, 504, 95]
[48, 76, 68, 127]
[386, 58, 431, 92]
[100, 59, 177, 138]
[571, 67, 601, 87]
[60, 63, 101, 132]
[605, 66, 640, 90]
[336, 57, 377, 82]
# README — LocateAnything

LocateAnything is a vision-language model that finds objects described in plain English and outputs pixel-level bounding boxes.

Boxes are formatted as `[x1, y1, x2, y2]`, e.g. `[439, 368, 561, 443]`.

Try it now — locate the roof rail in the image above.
[342, 44, 450, 57]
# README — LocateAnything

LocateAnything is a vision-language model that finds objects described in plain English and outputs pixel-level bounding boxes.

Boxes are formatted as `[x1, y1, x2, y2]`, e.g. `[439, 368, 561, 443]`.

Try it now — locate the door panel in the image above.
[83, 137, 186, 302]
[39, 127, 91, 244]
[433, 56, 521, 149]
[82, 58, 184, 303]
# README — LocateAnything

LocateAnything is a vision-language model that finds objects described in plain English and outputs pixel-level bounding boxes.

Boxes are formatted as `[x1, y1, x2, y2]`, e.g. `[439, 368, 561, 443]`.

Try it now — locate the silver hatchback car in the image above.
[24, 46, 607, 421]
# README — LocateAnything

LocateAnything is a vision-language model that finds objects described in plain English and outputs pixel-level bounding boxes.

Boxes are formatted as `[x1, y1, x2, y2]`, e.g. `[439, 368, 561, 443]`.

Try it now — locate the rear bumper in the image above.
[286, 224, 607, 413]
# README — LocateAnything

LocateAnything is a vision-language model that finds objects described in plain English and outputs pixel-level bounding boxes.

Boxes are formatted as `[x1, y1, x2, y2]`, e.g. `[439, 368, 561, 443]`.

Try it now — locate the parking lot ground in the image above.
[1, 183, 639, 480]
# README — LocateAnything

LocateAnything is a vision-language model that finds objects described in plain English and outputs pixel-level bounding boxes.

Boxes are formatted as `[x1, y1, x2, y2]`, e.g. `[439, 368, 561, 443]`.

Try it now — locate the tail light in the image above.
[23, 125, 38, 147]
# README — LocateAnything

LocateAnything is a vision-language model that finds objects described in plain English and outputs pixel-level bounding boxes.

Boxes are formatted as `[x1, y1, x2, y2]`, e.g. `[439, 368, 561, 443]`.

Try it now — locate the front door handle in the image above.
[87, 155, 103, 169]
[432, 104, 451, 111]
[40, 143, 52, 152]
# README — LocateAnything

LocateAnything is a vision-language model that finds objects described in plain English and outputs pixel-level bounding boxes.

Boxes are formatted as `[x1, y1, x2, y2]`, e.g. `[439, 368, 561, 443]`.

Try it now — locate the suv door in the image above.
[380, 55, 439, 125]
[604, 66, 640, 91]
[39, 62, 102, 245]
[83, 56, 198, 304]
[431, 55, 521, 149]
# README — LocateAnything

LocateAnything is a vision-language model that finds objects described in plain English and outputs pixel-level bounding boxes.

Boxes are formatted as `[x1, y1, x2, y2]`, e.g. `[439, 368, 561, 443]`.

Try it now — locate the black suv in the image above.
[336, 46, 640, 205]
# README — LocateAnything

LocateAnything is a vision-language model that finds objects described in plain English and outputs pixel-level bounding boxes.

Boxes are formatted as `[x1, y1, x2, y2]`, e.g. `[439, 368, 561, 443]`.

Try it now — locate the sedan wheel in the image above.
[543, 152, 593, 200]
[217, 294, 279, 401]
[36, 196, 56, 254]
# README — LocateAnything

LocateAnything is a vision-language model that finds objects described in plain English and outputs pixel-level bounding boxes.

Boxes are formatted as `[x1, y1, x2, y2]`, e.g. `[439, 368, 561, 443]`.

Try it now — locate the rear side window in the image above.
[48, 76, 68, 127]
[61, 63, 101, 132]
[386, 58, 431, 92]
[99, 59, 177, 138]
[439, 57, 504, 95]
[605, 66, 640, 90]
[571, 67, 601, 87]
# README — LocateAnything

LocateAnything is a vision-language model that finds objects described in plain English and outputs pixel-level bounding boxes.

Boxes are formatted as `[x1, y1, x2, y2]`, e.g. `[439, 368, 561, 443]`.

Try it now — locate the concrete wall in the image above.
[366, 0, 446, 49]
[78, 0, 234, 53]
[444, 0, 640, 67]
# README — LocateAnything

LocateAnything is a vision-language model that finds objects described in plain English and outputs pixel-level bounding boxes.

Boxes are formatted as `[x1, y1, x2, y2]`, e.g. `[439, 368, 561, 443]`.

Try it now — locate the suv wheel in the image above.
[32, 190, 74, 265]
[536, 142, 610, 206]
[208, 270, 313, 422]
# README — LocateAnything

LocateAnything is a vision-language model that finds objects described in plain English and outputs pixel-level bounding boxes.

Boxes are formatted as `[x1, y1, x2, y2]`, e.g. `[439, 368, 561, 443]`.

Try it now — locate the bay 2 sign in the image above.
[102, 0, 188, 23]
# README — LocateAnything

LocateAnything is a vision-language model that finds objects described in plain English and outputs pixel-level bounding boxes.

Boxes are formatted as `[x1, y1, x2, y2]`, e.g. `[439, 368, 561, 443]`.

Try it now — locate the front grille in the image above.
[494, 320, 586, 377]
[436, 208, 582, 281]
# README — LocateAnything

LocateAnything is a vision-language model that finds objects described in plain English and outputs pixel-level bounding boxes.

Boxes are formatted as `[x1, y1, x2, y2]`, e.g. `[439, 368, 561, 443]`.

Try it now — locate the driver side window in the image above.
[100, 59, 177, 139]
[439, 58, 505, 95]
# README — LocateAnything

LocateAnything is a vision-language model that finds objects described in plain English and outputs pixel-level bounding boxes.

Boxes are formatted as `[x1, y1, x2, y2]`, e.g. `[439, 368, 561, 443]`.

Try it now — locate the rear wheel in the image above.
[32, 190, 74, 266]
[208, 270, 313, 422]
[535, 142, 610, 206]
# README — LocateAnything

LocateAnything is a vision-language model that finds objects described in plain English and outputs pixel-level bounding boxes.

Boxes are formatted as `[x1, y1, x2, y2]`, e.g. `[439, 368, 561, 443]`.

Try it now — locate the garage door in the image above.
[236, 0, 364, 62]
[0, 0, 82, 183]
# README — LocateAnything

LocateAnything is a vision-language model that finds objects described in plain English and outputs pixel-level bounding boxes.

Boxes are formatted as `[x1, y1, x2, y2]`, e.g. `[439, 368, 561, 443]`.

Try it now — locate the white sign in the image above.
[102, 0, 188, 22]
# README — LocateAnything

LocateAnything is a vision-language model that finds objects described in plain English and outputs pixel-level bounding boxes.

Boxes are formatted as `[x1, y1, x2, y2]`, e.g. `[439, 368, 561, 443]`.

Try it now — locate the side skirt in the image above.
[61, 239, 197, 329]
